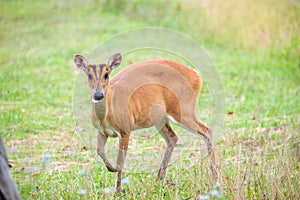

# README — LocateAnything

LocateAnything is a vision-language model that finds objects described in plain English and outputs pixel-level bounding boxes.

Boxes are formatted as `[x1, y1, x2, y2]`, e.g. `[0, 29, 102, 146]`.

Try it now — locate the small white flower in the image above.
[10, 146, 17, 153]
[210, 189, 221, 198]
[78, 169, 86, 175]
[213, 182, 220, 188]
[197, 195, 210, 200]
[27, 166, 38, 173]
[103, 187, 115, 194]
[43, 153, 51, 164]
[121, 177, 130, 185]
[77, 189, 87, 195]
[76, 125, 83, 132]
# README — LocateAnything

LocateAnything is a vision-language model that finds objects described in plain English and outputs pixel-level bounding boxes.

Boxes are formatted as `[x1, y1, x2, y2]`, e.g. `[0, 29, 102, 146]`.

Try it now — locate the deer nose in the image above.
[93, 92, 104, 100]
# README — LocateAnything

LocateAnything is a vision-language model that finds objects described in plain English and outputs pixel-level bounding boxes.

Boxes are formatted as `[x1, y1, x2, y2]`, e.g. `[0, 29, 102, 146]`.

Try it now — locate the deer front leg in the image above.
[97, 132, 118, 172]
[156, 122, 178, 181]
[116, 132, 130, 194]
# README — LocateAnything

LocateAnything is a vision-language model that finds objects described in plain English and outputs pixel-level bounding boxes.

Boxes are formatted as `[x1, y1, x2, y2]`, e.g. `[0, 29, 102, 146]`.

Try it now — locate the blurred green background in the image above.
[0, 0, 299, 199]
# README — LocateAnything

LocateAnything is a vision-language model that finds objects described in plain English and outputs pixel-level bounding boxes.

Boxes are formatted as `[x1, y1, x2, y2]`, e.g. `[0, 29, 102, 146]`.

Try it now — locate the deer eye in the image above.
[104, 73, 109, 80]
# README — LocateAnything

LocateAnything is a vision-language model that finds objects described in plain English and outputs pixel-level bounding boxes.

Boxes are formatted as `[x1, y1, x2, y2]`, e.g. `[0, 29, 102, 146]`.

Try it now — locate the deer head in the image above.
[74, 53, 122, 103]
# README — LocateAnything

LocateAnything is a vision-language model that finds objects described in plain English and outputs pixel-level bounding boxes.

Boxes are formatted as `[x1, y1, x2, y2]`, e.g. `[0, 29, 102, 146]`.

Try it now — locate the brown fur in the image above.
[74, 54, 217, 194]
[106, 59, 202, 133]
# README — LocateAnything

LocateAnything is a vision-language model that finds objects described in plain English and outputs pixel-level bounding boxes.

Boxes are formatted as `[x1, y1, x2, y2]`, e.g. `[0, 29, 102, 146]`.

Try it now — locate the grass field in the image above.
[1, 0, 299, 199]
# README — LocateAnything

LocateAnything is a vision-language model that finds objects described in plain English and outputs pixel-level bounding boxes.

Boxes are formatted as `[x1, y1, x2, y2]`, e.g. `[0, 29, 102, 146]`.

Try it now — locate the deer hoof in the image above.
[107, 166, 118, 172]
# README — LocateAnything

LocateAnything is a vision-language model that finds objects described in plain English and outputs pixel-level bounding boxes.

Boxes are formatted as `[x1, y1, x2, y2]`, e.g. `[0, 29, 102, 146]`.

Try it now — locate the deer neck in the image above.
[92, 91, 111, 124]
[93, 100, 106, 122]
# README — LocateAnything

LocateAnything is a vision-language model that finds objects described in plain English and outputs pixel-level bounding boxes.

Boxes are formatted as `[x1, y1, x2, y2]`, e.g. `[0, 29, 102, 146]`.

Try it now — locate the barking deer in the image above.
[74, 53, 217, 194]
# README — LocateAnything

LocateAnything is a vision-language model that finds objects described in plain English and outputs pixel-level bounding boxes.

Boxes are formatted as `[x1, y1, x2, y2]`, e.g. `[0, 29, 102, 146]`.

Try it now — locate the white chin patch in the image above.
[92, 99, 101, 104]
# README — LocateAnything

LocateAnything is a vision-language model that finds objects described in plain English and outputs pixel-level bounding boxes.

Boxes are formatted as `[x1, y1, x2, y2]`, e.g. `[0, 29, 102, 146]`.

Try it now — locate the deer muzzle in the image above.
[93, 92, 104, 101]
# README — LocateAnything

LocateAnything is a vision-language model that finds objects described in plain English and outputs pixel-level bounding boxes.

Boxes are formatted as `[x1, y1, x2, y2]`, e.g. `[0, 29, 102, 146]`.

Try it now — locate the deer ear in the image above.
[108, 53, 122, 70]
[74, 54, 88, 72]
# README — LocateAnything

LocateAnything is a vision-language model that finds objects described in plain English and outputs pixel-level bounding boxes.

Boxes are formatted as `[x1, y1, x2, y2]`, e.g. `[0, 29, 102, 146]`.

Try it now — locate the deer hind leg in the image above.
[97, 132, 118, 172]
[199, 123, 217, 179]
[156, 121, 178, 182]
[182, 118, 217, 179]
[116, 132, 130, 194]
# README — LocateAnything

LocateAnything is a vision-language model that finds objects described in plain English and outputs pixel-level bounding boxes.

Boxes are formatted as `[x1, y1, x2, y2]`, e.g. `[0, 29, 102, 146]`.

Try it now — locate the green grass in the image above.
[1, 0, 299, 199]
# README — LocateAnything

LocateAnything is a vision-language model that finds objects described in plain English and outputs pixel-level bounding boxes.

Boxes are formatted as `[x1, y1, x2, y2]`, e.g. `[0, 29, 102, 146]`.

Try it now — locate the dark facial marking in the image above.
[88, 74, 93, 80]
[91, 65, 97, 75]
[99, 64, 104, 75]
